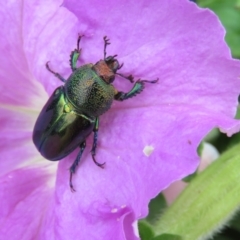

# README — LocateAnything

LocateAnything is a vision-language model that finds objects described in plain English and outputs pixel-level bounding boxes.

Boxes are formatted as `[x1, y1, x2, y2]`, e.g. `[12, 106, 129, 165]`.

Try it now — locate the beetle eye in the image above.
[105, 56, 113, 62]
[109, 75, 115, 83]
[105, 57, 119, 73]
[112, 60, 119, 72]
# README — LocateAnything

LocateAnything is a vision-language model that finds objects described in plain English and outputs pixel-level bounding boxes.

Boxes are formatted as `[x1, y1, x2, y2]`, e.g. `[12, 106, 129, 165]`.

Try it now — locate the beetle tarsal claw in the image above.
[92, 155, 105, 168]
[70, 173, 76, 192]
[70, 185, 76, 192]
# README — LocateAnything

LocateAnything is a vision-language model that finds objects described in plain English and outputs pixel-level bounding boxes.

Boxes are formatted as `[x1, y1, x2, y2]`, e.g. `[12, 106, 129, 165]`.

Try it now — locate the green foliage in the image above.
[151, 233, 182, 240]
[145, 193, 167, 224]
[182, 170, 198, 183]
[197, 0, 240, 58]
[138, 221, 155, 240]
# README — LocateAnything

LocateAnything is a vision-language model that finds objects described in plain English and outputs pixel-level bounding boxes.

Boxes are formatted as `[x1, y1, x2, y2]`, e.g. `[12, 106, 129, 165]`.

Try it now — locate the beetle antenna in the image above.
[103, 36, 110, 59]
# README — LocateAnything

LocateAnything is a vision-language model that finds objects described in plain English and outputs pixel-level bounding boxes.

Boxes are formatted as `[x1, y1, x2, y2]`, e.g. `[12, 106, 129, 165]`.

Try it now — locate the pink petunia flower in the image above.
[1, 0, 240, 239]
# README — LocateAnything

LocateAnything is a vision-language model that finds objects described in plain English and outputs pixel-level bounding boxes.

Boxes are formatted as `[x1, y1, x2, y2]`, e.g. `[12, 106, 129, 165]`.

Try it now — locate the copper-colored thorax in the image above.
[92, 60, 114, 83]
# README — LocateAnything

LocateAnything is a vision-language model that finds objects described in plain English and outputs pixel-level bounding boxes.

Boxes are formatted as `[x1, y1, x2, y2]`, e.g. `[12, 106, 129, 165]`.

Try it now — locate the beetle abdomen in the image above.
[65, 65, 115, 117]
[33, 86, 95, 160]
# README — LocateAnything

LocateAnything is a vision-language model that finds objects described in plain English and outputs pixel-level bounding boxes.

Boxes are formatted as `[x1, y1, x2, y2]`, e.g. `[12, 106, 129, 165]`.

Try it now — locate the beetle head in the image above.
[105, 55, 120, 73]
[93, 55, 121, 84]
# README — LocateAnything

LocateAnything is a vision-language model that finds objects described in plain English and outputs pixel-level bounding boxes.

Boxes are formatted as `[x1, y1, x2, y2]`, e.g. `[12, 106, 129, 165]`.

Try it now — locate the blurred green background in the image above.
[197, 0, 240, 59]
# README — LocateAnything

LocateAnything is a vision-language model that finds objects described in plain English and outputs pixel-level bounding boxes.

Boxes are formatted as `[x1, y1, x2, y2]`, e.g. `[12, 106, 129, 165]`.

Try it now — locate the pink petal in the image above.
[1, 0, 240, 239]
[0, 167, 53, 239]
[0, 108, 37, 174]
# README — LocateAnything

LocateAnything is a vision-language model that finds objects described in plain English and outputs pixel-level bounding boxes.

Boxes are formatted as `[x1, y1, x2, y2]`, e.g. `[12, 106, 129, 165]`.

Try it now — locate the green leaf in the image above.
[229, 210, 240, 232]
[138, 221, 155, 240]
[152, 143, 240, 240]
[197, 0, 240, 58]
[197, 141, 204, 156]
[145, 193, 167, 224]
[182, 170, 198, 183]
[151, 233, 182, 240]
[235, 106, 240, 119]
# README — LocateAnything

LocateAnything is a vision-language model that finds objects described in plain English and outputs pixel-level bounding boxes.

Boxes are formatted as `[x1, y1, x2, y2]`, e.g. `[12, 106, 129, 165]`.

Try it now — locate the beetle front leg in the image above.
[69, 141, 86, 192]
[91, 118, 105, 168]
[46, 62, 67, 83]
[114, 79, 159, 101]
[70, 34, 83, 71]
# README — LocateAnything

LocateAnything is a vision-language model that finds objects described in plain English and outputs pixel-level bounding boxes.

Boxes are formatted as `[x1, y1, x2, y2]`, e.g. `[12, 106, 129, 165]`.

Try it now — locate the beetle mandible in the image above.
[32, 36, 158, 191]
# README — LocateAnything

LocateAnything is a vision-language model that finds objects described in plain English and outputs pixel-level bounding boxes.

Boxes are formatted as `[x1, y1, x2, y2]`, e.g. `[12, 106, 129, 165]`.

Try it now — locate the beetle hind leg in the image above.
[114, 78, 159, 101]
[91, 118, 105, 168]
[70, 34, 83, 71]
[69, 141, 86, 192]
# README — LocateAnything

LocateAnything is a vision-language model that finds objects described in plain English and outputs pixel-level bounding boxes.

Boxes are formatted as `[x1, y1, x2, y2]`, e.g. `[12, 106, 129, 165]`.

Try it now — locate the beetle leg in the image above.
[116, 73, 134, 83]
[70, 34, 83, 71]
[91, 118, 105, 168]
[114, 78, 159, 101]
[69, 141, 86, 192]
[46, 62, 67, 83]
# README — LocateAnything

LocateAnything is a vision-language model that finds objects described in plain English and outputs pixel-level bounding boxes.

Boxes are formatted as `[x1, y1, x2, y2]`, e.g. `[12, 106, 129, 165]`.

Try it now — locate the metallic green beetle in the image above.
[32, 36, 158, 191]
